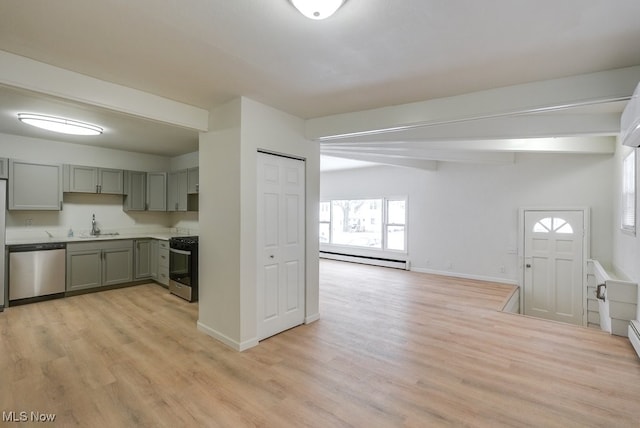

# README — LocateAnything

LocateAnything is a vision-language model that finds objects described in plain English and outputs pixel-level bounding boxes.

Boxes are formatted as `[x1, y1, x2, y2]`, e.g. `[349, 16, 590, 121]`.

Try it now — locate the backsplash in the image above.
[6, 193, 198, 240]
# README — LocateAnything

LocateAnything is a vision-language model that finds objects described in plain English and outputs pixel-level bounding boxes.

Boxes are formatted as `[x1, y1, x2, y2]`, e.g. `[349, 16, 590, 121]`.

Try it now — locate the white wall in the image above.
[170, 151, 199, 171]
[0, 133, 169, 170]
[612, 141, 638, 281]
[0, 132, 199, 238]
[321, 152, 614, 284]
[198, 97, 319, 351]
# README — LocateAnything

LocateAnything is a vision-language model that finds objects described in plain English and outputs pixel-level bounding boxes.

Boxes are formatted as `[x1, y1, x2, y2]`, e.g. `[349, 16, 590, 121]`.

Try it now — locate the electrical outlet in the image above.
[25, 218, 33, 227]
[500, 265, 506, 273]
[446, 261, 452, 269]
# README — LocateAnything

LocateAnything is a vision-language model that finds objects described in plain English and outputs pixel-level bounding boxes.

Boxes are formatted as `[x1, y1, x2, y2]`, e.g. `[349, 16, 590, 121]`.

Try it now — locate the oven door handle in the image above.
[170, 248, 191, 256]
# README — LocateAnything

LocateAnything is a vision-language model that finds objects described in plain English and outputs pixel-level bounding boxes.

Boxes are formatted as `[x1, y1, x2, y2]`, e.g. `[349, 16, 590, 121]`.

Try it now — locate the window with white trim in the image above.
[385, 199, 406, 250]
[319, 197, 407, 251]
[622, 150, 636, 233]
[319, 201, 331, 243]
[533, 217, 574, 234]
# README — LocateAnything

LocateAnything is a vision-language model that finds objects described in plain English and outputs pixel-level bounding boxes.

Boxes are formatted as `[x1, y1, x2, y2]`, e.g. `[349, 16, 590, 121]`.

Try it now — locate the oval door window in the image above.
[532, 217, 574, 234]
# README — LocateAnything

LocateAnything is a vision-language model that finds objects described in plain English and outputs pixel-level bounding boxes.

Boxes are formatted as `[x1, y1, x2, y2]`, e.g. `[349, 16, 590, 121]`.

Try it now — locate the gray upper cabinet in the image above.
[64, 165, 123, 194]
[150, 239, 159, 281]
[167, 170, 188, 212]
[9, 159, 63, 210]
[98, 168, 124, 194]
[0, 158, 8, 179]
[123, 170, 147, 211]
[147, 172, 167, 211]
[187, 167, 199, 194]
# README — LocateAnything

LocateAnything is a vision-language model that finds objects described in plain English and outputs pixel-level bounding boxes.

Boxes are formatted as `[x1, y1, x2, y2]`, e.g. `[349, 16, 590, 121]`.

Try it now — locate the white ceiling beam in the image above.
[0, 50, 210, 131]
[306, 66, 640, 141]
[319, 112, 622, 144]
[322, 136, 616, 154]
[321, 150, 438, 170]
[322, 147, 515, 165]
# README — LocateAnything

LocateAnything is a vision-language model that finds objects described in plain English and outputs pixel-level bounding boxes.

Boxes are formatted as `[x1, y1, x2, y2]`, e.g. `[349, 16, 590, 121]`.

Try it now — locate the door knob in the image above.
[526, 264, 531, 268]
[269, 255, 275, 259]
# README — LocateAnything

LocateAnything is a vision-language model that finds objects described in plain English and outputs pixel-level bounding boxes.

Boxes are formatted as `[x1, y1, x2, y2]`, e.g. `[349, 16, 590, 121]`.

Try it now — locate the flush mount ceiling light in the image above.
[291, 0, 345, 20]
[17, 113, 103, 136]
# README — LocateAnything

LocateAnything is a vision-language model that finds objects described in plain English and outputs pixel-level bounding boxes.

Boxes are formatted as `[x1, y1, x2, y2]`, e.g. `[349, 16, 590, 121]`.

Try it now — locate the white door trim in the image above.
[518, 207, 590, 326]
[256, 151, 307, 341]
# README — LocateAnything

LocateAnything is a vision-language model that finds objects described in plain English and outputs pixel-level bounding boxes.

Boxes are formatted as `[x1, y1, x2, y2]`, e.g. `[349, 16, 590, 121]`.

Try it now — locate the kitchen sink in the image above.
[77, 232, 120, 239]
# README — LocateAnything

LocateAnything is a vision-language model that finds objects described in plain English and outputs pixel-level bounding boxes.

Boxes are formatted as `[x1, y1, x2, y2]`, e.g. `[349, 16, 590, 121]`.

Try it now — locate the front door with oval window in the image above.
[523, 210, 584, 325]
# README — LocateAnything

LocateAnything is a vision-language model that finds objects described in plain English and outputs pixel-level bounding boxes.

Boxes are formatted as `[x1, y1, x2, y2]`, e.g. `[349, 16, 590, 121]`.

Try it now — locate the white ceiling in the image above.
[0, 0, 639, 164]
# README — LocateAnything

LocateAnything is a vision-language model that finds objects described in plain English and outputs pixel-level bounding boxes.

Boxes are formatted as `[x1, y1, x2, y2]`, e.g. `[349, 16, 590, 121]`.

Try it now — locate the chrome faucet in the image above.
[90, 213, 100, 236]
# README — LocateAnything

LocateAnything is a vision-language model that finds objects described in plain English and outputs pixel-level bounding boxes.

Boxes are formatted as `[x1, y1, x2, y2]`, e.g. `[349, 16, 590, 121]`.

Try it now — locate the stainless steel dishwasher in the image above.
[9, 242, 66, 302]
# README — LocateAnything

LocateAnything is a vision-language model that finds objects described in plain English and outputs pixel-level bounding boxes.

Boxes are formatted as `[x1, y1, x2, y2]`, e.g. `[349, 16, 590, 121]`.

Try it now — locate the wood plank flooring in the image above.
[1, 259, 639, 427]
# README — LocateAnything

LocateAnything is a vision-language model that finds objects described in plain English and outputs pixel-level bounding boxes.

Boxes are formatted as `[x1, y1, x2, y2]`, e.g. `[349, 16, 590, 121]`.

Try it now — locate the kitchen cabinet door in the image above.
[67, 165, 98, 193]
[134, 239, 152, 280]
[147, 172, 167, 211]
[9, 159, 63, 210]
[167, 170, 188, 211]
[0, 158, 8, 179]
[123, 170, 147, 211]
[66, 165, 123, 194]
[98, 168, 124, 194]
[67, 249, 102, 291]
[187, 167, 199, 193]
[157, 240, 170, 286]
[103, 246, 133, 286]
[150, 239, 159, 281]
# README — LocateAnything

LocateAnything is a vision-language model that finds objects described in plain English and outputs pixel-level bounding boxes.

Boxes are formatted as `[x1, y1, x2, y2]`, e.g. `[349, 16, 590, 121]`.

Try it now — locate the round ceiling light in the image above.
[17, 113, 103, 136]
[291, 0, 345, 20]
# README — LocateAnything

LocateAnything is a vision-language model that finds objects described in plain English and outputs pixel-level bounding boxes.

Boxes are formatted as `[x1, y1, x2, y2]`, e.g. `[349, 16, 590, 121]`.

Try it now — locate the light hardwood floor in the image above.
[1, 260, 639, 427]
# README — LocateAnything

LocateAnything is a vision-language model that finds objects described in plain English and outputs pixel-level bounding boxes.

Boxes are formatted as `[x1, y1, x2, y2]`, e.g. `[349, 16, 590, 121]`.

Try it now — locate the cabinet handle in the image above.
[59, 201, 63, 210]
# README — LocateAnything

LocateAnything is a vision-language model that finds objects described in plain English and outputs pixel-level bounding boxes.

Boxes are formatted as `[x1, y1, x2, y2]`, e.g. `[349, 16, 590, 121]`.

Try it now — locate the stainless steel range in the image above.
[169, 236, 198, 302]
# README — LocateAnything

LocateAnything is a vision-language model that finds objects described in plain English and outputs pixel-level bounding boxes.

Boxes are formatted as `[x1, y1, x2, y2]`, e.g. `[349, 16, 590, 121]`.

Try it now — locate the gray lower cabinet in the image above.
[123, 170, 147, 211]
[103, 245, 134, 285]
[157, 240, 170, 286]
[134, 239, 152, 280]
[9, 159, 63, 210]
[66, 248, 102, 291]
[67, 240, 133, 291]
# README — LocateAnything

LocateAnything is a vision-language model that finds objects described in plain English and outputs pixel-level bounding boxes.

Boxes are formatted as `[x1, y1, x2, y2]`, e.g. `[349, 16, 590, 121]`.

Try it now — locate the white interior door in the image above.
[523, 210, 584, 325]
[257, 152, 305, 341]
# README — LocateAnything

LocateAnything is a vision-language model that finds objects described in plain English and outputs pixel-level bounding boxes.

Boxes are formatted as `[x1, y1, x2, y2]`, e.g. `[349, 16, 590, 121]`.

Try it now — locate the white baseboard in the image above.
[305, 312, 320, 324]
[410, 267, 518, 286]
[197, 321, 259, 352]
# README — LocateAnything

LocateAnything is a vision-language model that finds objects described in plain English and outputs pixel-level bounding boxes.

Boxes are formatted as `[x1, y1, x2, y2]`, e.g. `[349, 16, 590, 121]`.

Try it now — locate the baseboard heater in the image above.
[319, 251, 409, 270]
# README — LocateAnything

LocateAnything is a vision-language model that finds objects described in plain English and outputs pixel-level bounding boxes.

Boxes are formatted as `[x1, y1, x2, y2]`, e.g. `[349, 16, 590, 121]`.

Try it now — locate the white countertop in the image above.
[5, 230, 197, 246]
